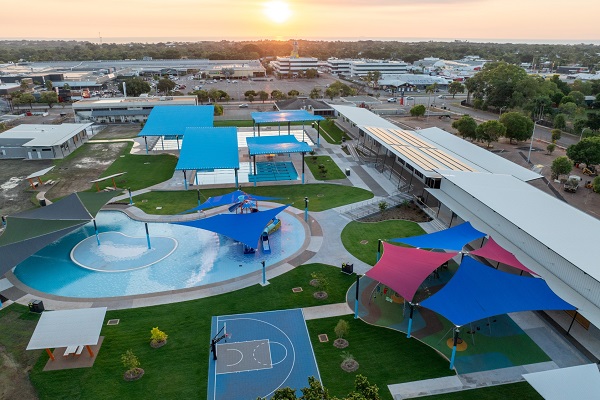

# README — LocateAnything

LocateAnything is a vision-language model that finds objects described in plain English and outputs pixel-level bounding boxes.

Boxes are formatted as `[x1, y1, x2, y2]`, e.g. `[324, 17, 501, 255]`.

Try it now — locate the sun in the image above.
[263, 1, 292, 24]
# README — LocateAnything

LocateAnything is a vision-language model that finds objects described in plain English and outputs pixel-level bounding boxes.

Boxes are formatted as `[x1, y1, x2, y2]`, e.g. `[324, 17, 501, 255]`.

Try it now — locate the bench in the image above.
[75, 345, 84, 357]
[64, 345, 77, 357]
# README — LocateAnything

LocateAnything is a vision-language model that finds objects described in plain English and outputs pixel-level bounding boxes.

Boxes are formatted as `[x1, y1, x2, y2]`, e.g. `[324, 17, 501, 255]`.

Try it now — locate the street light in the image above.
[527, 105, 545, 164]
[499, 106, 507, 119]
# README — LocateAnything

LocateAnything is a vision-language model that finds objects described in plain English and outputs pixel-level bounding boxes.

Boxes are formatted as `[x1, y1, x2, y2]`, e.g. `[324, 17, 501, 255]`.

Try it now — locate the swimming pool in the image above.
[13, 210, 305, 298]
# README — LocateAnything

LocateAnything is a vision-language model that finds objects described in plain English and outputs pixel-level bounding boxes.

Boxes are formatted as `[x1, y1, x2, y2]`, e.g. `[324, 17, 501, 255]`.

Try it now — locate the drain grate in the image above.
[107, 319, 120, 326]
[360, 240, 369, 245]
[318, 334, 329, 343]
[292, 287, 303, 293]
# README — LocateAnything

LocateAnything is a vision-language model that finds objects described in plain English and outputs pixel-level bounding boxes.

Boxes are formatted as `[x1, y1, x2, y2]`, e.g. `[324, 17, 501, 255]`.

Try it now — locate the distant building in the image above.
[325, 58, 351, 75]
[378, 74, 451, 91]
[0, 82, 22, 96]
[271, 57, 319, 77]
[349, 60, 410, 77]
[72, 96, 198, 123]
[0, 123, 92, 159]
[274, 98, 334, 117]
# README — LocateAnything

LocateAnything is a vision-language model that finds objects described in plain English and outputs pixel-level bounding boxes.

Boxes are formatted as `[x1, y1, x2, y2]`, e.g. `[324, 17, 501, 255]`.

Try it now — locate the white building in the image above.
[325, 58, 352, 75]
[0, 123, 92, 159]
[350, 60, 410, 77]
[378, 74, 451, 91]
[270, 57, 319, 77]
[72, 96, 198, 123]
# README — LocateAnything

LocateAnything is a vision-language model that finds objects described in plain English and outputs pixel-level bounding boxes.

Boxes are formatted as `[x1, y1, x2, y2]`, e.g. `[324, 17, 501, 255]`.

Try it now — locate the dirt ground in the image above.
[360, 201, 431, 223]
[91, 124, 141, 140]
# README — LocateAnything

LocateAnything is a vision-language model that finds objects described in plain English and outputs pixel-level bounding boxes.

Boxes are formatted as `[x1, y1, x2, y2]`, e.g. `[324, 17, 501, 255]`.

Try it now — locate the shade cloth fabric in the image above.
[469, 236, 537, 275]
[523, 364, 600, 400]
[391, 221, 486, 251]
[251, 110, 325, 124]
[176, 127, 239, 171]
[181, 190, 281, 213]
[420, 257, 575, 326]
[246, 135, 312, 156]
[365, 242, 458, 301]
[174, 205, 289, 249]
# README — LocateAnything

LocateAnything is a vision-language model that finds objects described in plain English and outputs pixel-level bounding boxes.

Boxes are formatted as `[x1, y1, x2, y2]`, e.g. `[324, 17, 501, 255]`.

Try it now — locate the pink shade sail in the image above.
[469, 237, 537, 275]
[365, 242, 458, 302]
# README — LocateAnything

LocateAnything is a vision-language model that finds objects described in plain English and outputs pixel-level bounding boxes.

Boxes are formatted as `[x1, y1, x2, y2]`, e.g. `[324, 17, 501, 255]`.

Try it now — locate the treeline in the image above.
[0, 39, 599, 67]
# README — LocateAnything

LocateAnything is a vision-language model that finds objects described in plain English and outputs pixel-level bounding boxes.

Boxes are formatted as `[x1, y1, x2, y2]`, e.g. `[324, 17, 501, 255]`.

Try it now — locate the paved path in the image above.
[303, 302, 354, 321]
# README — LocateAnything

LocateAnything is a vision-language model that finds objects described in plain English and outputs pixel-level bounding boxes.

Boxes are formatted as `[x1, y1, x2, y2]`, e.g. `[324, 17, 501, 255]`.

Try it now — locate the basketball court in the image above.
[208, 309, 321, 399]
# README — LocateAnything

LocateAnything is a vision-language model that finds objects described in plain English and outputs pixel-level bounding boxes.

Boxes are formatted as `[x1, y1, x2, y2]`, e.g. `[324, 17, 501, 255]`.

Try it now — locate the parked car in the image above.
[406, 96, 414, 100]
[387, 98, 397, 102]
[239, 103, 249, 108]
[438, 95, 446, 99]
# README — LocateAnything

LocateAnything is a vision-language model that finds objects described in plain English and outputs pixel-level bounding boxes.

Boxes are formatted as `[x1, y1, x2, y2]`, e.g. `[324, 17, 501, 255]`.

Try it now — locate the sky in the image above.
[2, 0, 599, 44]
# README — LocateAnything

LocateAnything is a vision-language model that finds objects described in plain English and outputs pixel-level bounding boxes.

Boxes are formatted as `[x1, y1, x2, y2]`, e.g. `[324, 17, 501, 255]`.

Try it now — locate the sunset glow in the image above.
[263, 1, 292, 24]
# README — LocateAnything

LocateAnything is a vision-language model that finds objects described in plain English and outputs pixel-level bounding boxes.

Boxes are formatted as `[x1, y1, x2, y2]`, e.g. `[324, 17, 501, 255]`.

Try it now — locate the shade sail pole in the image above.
[93, 219, 100, 246]
[234, 168, 239, 188]
[183, 170, 188, 190]
[197, 189, 201, 207]
[304, 197, 309, 222]
[253, 155, 257, 187]
[317, 120, 320, 147]
[144, 136, 148, 154]
[449, 327, 459, 370]
[376, 239, 381, 262]
[145, 222, 151, 249]
[302, 152, 305, 184]
[407, 303, 415, 338]
[45, 348, 55, 361]
[354, 274, 360, 319]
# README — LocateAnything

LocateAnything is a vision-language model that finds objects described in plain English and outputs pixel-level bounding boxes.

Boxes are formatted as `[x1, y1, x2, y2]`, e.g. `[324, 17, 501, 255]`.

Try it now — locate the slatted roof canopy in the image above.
[176, 127, 239, 171]
[138, 105, 214, 137]
[251, 110, 325, 124]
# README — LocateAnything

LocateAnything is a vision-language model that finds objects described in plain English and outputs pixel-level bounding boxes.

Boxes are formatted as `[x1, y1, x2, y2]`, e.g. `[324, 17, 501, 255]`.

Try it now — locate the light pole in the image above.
[527, 105, 545, 164]
[499, 106, 507, 120]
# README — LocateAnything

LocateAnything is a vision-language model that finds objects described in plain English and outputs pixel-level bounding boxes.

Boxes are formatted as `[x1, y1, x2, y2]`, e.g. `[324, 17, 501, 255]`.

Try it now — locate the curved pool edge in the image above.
[5, 203, 323, 311]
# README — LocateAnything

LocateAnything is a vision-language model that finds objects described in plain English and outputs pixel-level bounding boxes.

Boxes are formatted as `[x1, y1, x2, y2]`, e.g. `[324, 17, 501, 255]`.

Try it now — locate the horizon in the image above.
[2, 0, 599, 46]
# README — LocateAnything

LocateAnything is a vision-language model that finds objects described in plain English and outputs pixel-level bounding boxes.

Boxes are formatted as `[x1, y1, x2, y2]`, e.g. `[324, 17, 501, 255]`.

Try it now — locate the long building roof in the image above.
[0, 123, 92, 147]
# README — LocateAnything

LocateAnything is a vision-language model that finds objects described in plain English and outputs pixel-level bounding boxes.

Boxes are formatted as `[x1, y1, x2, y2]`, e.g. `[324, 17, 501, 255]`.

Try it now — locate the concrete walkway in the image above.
[303, 302, 354, 321]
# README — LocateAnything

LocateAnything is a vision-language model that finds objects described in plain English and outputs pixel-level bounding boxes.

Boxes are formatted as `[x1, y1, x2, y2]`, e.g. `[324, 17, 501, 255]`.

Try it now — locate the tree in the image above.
[271, 90, 285, 100]
[213, 104, 223, 116]
[207, 88, 220, 103]
[271, 387, 296, 399]
[448, 81, 465, 98]
[546, 143, 556, 155]
[551, 129, 562, 143]
[40, 91, 58, 108]
[305, 68, 318, 79]
[119, 77, 151, 97]
[452, 115, 478, 141]
[257, 90, 269, 103]
[587, 112, 600, 131]
[592, 176, 600, 193]
[300, 376, 330, 400]
[44, 80, 53, 91]
[352, 375, 381, 400]
[245, 90, 257, 99]
[553, 113, 567, 130]
[551, 156, 572, 179]
[476, 120, 506, 147]
[410, 104, 426, 118]
[19, 93, 36, 109]
[499, 112, 534, 143]
[325, 87, 337, 100]
[287, 89, 300, 97]
[309, 88, 321, 99]
[194, 90, 209, 104]
[157, 78, 176, 94]
[567, 137, 600, 166]
[568, 90, 585, 106]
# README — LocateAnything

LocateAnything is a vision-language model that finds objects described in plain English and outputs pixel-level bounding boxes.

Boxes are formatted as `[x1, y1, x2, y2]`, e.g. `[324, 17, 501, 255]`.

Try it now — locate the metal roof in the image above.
[251, 110, 325, 124]
[176, 127, 239, 171]
[330, 105, 397, 129]
[246, 135, 312, 156]
[26, 166, 55, 179]
[27, 307, 107, 350]
[416, 127, 541, 181]
[138, 105, 214, 137]
[0, 123, 92, 147]
[90, 109, 151, 117]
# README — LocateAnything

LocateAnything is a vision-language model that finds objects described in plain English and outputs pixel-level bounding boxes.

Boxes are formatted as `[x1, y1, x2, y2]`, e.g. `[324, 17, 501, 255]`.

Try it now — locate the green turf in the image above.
[305, 155, 347, 180]
[0, 305, 42, 373]
[26, 264, 355, 399]
[417, 382, 543, 400]
[94, 142, 178, 191]
[318, 119, 350, 144]
[132, 184, 373, 215]
[307, 315, 454, 400]
[341, 220, 425, 265]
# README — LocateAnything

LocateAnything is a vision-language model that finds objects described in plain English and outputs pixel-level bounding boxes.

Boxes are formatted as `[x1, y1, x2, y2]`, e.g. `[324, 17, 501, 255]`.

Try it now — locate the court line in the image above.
[301, 308, 323, 383]
[253, 341, 271, 366]
[270, 341, 288, 366]
[226, 348, 244, 367]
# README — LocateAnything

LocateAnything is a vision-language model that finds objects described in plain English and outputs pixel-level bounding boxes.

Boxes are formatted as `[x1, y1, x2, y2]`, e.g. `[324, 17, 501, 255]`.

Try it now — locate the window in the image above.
[397, 157, 405, 165]
[405, 163, 414, 172]
[414, 170, 424, 179]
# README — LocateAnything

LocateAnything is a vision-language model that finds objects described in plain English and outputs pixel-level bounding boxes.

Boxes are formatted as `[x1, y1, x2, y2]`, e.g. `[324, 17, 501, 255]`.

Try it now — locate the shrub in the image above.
[334, 319, 350, 339]
[546, 143, 556, 155]
[378, 201, 388, 214]
[121, 349, 140, 371]
[150, 327, 168, 342]
[310, 272, 329, 292]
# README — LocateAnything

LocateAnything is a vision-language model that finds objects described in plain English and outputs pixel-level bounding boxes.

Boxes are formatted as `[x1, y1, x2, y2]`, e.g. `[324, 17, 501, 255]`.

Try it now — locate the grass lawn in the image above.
[95, 142, 178, 191]
[132, 184, 373, 215]
[341, 220, 425, 265]
[305, 155, 347, 180]
[417, 382, 542, 400]
[307, 315, 453, 399]
[26, 264, 357, 399]
[319, 119, 350, 144]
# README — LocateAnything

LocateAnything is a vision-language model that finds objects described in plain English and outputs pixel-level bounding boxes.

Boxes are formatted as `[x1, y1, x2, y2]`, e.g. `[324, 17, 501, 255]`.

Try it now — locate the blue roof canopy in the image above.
[175, 127, 239, 171]
[391, 221, 486, 251]
[246, 135, 312, 156]
[181, 190, 281, 213]
[174, 205, 289, 249]
[420, 257, 575, 326]
[251, 110, 325, 124]
[138, 105, 214, 137]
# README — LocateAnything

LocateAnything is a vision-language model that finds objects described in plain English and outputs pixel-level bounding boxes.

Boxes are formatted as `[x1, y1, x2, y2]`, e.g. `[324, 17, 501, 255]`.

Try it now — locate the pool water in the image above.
[13, 210, 305, 298]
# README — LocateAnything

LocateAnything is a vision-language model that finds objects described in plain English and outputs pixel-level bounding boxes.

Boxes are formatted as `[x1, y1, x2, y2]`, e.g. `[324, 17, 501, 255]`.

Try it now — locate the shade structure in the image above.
[138, 105, 214, 137]
[27, 307, 107, 350]
[0, 191, 115, 277]
[523, 364, 600, 400]
[173, 205, 289, 249]
[365, 242, 458, 301]
[391, 221, 486, 251]
[176, 127, 240, 171]
[181, 190, 281, 213]
[246, 135, 312, 156]
[469, 236, 537, 275]
[251, 110, 325, 124]
[420, 257, 575, 326]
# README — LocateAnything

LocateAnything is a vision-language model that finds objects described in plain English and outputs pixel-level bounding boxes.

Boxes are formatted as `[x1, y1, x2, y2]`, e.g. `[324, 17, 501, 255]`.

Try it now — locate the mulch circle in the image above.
[309, 279, 320, 287]
[333, 338, 349, 349]
[124, 368, 145, 381]
[341, 360, 359, 373]
[313, 291, 328, 300]
[150, 339, 167, 349]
